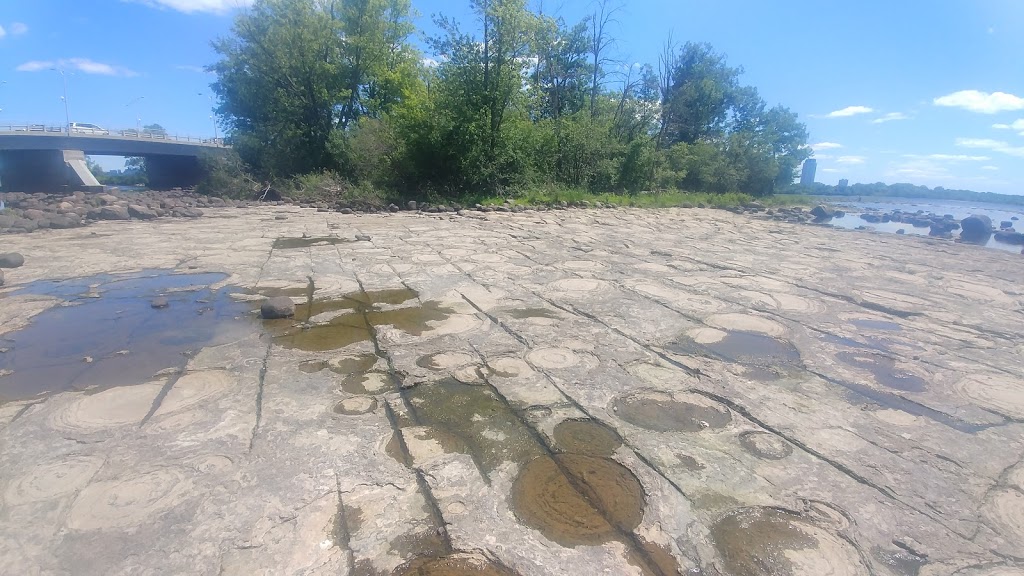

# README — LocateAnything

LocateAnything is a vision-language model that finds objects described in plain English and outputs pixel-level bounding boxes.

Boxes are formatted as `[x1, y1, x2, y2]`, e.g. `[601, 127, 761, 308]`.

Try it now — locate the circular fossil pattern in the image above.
[983, 488, 1024, 557]
[334, 396, 378, 415]
[955, 374, 1024, 419]
[739, 431, 793, 460]
[392, 553, 520, 576]
[153, 370, 236, 417]
[553, 419, 623, 457]
[526, 347, 579, 370]
[548, 278, 608, 294]
[417, 352, 476, 371]
[710, 506, 869, 576]
[52, 383, 163, 432]
[562, 260, 606, 271]
[510, 454, 645, 546]
[773, 294, 827, 314]
[67, 468, 191, 530]
[3, 456, 104, 506]
[706, 314, 787, 338]
[611, 390, 731, 433]
[486, 357, 533, 379]
[469, 253, 506, 264]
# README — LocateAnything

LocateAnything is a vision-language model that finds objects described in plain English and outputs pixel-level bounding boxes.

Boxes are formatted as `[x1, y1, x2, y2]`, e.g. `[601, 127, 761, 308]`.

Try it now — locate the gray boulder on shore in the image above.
[0, 252, 25, 268]
[0, 268, 4, 286]
[261, 296, 296, 319]
[960, 214, 993, 240]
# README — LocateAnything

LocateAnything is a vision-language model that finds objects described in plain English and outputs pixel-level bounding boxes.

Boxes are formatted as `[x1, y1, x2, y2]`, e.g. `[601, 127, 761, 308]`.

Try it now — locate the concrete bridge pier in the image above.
[0, 150, 103, 192]
[145, 155, 204, 190]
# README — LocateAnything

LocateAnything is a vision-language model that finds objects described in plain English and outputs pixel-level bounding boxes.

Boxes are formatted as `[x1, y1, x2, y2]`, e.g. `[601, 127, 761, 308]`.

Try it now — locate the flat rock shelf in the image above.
[1, 204, 1023, 576]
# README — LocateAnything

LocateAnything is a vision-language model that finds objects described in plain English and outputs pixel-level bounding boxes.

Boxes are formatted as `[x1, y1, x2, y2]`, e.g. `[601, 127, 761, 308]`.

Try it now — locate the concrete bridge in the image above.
[0, 125, 228, 192]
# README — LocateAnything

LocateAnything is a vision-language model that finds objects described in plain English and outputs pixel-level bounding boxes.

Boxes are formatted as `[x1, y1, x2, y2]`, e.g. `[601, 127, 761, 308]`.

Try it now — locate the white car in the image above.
[70, 122, 110, 135]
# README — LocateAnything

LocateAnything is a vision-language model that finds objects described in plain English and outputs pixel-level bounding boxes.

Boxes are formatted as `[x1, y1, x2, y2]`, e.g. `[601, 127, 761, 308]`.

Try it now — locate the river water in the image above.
[822, 197, 1024, 254]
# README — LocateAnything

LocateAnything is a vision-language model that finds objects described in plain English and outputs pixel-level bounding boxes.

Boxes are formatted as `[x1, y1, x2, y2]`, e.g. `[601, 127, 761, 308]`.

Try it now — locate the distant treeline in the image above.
[787, 182, 1024, 207]
[203, 0, 810, 201]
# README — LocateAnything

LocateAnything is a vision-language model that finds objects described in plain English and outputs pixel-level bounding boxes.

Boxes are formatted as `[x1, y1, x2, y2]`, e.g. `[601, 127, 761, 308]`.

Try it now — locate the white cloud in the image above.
[837, 156, 867, 164]
[956, 137, 1024, 158]
[815, 154, 834, 160]
[812, 142, 842, 150]
[981, 165, 999, 171]
[821, 168, 840, 173]
[127, 0, 253, 15]
[16, 58, 138, 77]
[992, 119, 1024, 135]
[826, 106, 874, 118]
[0, 25, 6, 38]
[15, 60, 51, 72]
[10, 22, 28, 35]
[871, 112, 909, 124]
[902, 153, 990, 162]
[421, 58, 440, 69]
[934, 90, 1024, 114]
[175, 64, 206, 73]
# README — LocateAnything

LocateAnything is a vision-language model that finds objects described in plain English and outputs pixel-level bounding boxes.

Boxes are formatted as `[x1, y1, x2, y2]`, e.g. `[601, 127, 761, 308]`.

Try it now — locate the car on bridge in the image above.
[70, 122, 110, 135]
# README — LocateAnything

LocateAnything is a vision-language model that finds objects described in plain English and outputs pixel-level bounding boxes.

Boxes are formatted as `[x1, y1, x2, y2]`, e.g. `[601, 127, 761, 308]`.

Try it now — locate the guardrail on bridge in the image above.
[0, 124, 225, 146]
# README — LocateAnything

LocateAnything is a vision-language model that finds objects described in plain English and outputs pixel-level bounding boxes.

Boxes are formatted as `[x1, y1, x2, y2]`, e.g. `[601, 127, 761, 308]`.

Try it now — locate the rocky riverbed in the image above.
[1, 204, 1023, 575]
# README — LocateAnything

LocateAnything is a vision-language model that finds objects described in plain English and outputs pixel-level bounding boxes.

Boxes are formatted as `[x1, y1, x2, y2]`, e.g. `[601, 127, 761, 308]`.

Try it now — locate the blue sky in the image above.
[1, 0, 1023, 194]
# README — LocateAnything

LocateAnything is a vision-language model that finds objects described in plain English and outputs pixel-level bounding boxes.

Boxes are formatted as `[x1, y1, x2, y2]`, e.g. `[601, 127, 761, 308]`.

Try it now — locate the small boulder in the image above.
[0, 269, 4, 286]
[340, 208, 354, 215]
[261, 296, 295, 319]
[128, 204, 159, 220]
[0, 252, 25, 268]
[150, 297, 169, 309]
[994, 230, 1024, 245]
[388, 204, 400, 213]
[93, 206, 131, 221]
[896, 229, 906, 235]
[48, 215, 82, 229]
[960, 214, 993, 241]
[810, 205, 833, 220]
[1000, 221, 1013, 230]
[407, 200, 418, 211]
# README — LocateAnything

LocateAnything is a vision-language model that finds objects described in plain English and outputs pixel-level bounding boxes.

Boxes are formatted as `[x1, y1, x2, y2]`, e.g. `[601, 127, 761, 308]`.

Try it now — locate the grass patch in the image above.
[465, 186, 815, 209]
[281, 172, 387, 209]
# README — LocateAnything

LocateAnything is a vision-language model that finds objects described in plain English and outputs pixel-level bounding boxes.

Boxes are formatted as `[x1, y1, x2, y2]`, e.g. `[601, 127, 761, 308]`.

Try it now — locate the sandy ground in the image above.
[1, 205, 1023, 576]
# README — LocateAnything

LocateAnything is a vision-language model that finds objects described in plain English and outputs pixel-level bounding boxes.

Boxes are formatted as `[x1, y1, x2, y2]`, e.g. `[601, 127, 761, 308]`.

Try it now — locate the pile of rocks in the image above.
[0, 190, 253, 235]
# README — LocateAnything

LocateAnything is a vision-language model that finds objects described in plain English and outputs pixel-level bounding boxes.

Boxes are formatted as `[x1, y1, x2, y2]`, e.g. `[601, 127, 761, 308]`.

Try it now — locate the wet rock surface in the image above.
[1, 205, 1023, 575]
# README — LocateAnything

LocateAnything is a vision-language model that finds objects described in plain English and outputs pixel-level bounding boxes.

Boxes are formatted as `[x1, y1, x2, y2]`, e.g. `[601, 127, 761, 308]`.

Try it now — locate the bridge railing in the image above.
[0, 124, 225, 146]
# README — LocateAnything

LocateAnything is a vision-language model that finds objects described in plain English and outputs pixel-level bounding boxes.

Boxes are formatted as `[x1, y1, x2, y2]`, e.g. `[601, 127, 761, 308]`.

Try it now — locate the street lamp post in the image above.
[52, 69, 70, 133]
[126, 96, 145, 134]
[198, 92, 218, 141]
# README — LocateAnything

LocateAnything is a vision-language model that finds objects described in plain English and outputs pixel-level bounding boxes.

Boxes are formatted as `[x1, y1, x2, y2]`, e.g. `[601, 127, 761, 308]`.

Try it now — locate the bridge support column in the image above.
[0, 149, 102, 192]
[146, 155, 203, 190]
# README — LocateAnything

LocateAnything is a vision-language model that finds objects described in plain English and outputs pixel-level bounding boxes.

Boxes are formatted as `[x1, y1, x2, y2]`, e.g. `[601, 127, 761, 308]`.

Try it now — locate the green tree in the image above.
[659, 41, 742, 147]
[209, 0, 419, 179]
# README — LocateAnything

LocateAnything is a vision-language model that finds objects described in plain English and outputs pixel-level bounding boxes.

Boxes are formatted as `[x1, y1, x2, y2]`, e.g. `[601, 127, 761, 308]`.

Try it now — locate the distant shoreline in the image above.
[778, 191, 1024, 207]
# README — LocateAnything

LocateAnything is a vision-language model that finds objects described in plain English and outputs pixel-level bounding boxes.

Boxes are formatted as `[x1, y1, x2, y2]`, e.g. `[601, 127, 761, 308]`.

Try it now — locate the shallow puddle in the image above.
[393, 553, 520, 576]
[272, 236, 356, 249]
[612, 391, 732, 432]
[405, 378, 544, 475]
[835, 351, 927, 392]
[267, 288, 453, 353]
[710, 507, 868, 575]
[298, 353, 379, 375]
[510, 454, 645, 546]
[553, 419, 623, 457]
[0, 270, 253, 400]
[670, 331, 801, 380]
